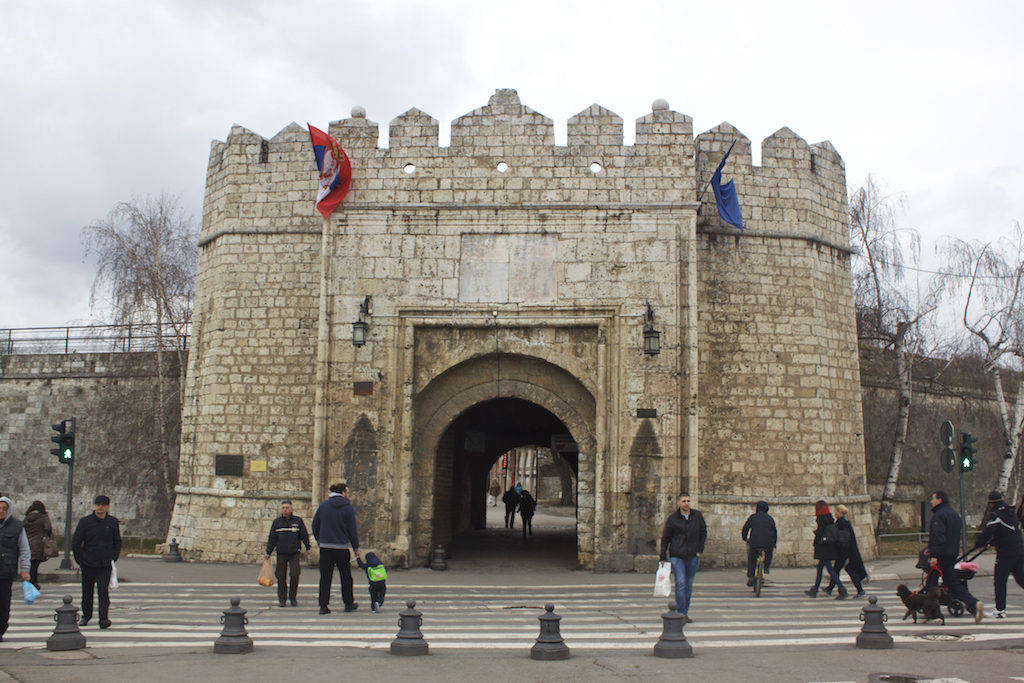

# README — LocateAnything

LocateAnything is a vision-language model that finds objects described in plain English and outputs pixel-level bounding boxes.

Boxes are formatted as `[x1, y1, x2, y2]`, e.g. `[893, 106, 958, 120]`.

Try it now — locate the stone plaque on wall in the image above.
[458, 234, 556, 303]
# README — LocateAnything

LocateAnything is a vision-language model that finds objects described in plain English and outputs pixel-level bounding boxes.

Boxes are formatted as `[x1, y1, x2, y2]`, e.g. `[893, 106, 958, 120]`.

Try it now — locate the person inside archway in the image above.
[488, 479, 500, 507]
[519, 490, 537, 539]
[502, 485, 520, 529]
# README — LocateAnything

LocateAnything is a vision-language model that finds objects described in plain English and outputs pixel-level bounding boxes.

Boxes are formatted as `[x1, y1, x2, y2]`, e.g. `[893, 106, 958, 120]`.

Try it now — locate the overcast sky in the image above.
[2, 0, 1022, 329]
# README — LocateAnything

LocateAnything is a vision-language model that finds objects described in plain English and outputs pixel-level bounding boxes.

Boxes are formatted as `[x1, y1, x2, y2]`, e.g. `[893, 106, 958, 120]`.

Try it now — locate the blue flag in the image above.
[711, 141, 743, 230]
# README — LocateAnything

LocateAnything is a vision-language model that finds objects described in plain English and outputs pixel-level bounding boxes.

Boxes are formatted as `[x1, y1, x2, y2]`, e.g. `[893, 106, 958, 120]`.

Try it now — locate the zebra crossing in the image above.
[4, 576, 1021, 651]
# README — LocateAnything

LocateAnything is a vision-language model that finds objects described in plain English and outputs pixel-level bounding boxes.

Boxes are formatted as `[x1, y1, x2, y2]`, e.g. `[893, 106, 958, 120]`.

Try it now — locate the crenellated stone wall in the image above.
[170, 88, 867, 569]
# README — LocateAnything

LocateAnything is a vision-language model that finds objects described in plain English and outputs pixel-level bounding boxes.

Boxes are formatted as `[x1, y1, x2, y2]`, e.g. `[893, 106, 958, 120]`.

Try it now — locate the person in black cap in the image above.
[71, 495, 121, 629]
[969, 490, 1024, 618]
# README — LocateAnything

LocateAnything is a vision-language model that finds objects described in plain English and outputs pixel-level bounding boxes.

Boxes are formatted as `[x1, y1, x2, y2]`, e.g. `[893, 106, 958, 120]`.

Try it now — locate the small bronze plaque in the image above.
[354, 381, 373, 396]
[636, 408, 658, 418]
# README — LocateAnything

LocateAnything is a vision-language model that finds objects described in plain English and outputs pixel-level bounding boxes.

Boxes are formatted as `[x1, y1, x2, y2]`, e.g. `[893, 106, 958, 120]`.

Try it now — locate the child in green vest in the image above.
[356, 552, 387, 613]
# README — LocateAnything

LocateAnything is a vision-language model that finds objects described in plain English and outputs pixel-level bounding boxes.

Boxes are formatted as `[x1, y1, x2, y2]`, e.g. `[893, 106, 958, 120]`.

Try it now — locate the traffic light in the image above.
[49, 418, 75, 463]
[959, 432, 977, 472]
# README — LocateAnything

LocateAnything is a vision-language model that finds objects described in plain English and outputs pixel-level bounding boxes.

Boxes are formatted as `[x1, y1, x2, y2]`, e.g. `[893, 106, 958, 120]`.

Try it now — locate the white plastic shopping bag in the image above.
[654, 561, 672, 597]
[108, 561, 119, 590]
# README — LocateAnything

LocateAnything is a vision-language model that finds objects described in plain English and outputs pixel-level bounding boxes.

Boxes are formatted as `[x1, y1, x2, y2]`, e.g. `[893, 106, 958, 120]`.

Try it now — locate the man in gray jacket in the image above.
[0, 496, 31, 642]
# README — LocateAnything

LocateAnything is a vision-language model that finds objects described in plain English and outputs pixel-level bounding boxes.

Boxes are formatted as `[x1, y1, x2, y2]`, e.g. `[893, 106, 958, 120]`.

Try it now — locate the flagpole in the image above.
[311, 214, 331, 513]
[696, 139, 738, 206]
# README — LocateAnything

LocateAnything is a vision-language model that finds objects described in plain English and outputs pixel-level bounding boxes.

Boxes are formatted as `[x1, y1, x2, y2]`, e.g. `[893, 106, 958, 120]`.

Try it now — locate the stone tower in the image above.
[169, 89, 867, 569]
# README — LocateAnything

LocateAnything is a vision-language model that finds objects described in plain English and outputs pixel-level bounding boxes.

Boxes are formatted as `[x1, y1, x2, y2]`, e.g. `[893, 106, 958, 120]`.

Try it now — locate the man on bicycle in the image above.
[742, 501, 777, 587]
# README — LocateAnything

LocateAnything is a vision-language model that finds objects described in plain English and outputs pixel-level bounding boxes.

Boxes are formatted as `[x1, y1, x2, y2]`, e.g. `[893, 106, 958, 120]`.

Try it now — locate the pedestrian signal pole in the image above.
[50, 417, 76, 569]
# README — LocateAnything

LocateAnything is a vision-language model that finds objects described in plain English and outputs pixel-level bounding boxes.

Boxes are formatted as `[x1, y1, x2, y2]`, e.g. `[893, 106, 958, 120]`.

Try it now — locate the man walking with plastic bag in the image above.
[72, 495, 121, 629]
[659, 493, 707, 621]
[265, 500, 311, 607]
[0, 496, 31, 642]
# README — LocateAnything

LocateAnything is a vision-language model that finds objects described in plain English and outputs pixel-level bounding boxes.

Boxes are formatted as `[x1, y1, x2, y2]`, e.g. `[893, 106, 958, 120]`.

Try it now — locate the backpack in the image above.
[367, 564, 387, 582]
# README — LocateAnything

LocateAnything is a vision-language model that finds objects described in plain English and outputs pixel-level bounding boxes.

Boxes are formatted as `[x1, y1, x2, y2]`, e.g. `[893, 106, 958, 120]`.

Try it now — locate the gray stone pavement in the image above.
[4, 506, 1021, 682]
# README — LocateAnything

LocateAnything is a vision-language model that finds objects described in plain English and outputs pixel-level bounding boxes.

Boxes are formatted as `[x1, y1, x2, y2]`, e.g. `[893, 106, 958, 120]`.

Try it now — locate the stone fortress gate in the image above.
[169, 89, 868, 570]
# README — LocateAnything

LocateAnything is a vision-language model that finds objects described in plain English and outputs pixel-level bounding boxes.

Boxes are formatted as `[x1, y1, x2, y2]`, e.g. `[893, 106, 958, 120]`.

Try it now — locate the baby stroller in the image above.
[915, 548, 985, 617]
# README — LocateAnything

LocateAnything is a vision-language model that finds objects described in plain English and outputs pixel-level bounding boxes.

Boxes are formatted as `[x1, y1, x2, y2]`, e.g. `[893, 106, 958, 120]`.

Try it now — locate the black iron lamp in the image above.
[351, 296, 372, 347]
[643, 301, 661, 356]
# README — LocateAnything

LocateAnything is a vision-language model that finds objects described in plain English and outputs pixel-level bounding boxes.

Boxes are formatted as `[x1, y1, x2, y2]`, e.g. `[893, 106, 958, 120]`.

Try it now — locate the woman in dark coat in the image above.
[804, 500, 848, 599]
[23, 500, 53, 588]
[826, 504, 866, 598]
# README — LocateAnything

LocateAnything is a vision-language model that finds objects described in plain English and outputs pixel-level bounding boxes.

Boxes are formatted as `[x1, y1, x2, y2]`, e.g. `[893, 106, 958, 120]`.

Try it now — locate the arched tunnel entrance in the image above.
[432, 398, 579, 567]
[410, 353, 597, 569]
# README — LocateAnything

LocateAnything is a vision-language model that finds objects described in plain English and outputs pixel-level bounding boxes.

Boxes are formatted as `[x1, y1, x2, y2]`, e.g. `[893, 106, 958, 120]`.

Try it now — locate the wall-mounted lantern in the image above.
[352, 296, 372, 347]
[643, 301, 661, 356]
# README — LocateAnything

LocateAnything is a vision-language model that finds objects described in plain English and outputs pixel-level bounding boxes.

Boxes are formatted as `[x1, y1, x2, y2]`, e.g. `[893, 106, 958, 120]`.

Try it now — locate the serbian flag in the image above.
[711, 140, 744, 230]
[307, 124, 352, 218]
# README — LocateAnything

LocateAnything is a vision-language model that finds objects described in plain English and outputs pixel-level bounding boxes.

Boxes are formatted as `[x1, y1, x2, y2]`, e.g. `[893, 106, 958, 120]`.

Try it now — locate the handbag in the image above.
[654, 561, 672, 597]
[108, 561, 119, 590]
[43, 535, 60, 559]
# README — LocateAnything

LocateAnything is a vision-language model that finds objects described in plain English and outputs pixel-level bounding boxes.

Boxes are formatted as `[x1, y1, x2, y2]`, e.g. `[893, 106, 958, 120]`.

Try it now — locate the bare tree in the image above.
[849, 176, 941, 536]
[939, 222, 1024, 501]
[82, 193, 198, 507]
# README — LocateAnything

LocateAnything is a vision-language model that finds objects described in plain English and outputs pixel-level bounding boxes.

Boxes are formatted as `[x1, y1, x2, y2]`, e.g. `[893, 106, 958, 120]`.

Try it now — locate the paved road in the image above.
[2, 507, 1022, 681]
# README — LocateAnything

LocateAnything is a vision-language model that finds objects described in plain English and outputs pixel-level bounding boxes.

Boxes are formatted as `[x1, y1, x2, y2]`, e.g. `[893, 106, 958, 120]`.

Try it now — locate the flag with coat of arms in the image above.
[307, 124, 352, 218]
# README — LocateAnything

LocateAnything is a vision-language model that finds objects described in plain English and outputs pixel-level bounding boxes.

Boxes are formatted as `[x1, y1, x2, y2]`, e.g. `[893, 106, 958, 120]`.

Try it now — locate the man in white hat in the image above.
[0, 496, 31, 642]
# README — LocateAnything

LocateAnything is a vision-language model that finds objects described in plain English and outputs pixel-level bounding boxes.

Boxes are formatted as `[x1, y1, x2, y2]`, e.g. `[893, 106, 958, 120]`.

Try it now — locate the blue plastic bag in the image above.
[22, 580, 40, 605]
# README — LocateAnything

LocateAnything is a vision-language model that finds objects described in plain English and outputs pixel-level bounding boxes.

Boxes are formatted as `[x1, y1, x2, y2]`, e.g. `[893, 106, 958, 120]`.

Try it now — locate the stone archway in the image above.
[411, 353, 597, 567]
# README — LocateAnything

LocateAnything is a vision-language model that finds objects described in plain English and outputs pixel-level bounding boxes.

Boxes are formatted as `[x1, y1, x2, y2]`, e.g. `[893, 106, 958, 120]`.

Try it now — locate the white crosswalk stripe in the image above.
[3, 579, 1020, 650]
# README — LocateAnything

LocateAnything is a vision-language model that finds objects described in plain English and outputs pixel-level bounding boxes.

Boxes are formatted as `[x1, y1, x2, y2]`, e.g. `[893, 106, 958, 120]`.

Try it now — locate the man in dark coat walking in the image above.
[312, 483, 360, 615]
[502, 486, 520, 529]
[925, 490, 982, 622]
[969, 490, 1024, 618]
[72, 495, 121, 629]
[265, 500, 311, 607]
[660, 493, 707, 620]
[741, 500, 777, 586]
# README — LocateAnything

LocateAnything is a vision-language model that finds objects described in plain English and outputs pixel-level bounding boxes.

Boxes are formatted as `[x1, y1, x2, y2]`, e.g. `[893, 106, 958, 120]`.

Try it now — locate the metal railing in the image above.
[1, 323, 190, 356]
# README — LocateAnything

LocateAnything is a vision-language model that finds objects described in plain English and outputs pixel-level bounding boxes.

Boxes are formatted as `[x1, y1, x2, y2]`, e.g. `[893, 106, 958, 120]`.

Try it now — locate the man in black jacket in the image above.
[659, 493, 707, 621]
[71, 495, 121, 629]
[925, 490, 982, 622]
[265, 500, 311, 607]
[741, 500, 777, 586]
[969, 490, 1024, 618]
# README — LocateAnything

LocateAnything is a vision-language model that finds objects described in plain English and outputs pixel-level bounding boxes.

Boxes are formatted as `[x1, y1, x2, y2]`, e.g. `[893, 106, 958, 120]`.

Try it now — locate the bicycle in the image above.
[753, 548, 767, 597]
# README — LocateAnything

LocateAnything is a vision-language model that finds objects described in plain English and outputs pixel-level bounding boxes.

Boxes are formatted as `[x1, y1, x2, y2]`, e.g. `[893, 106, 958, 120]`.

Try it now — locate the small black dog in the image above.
[896, 584, 945, 624]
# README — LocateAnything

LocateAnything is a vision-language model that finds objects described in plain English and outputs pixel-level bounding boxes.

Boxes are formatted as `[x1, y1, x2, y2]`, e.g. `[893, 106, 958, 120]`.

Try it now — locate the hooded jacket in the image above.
[356, 551, 387, 583]
[971, 500, 1024, 559]
[741, 501, 777, 548]
[0, 497, 30, 579]
[311, 494, 359, 551]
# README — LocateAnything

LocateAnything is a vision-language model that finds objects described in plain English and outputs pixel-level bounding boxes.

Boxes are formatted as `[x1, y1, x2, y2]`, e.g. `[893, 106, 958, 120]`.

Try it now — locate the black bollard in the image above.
[46, 595, 86, 651]
[390, 599, 429, 655]
[214, 597, 253, 654]
[856, 595, 894, 649]
[654, 602, 693, 658]
[530, 603, 570, 660]
[429, 545, 448, 571]
[164, 538, 183, 562]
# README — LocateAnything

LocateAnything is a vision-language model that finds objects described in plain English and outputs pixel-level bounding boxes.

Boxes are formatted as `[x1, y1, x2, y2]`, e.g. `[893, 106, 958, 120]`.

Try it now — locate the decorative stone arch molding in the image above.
[409, 351, 598, 566]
